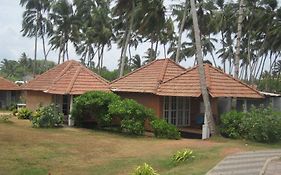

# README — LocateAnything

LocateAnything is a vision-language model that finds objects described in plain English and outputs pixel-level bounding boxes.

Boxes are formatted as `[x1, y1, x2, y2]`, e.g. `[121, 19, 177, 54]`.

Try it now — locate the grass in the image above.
[0, 116, 280, 175]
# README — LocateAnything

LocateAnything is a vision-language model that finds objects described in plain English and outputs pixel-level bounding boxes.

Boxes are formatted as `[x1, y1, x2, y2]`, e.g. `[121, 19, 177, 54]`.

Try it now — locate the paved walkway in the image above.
[207, 150, 281, 175]
[265, 159, 281, 175]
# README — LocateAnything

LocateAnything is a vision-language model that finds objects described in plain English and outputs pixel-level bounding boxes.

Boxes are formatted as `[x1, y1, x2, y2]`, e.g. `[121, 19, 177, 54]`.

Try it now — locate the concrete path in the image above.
[264, 159, 281, 175]
[207, 150, 281, 175]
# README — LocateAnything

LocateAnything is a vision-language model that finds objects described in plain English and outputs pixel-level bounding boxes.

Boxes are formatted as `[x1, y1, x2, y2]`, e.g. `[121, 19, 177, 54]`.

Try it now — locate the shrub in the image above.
[220, 107, 281, 143]
[171, 149, 194, 164]
[220, 110, 245, 139]
[242, 107, 281, 143]
[71, 91, 121, 127]
[31, 104, 64, 128]
[150, 118, 180, 139]
[17, 108, 33, 120]
[109, 99, 155, 135]
[132, 163, 159, 175]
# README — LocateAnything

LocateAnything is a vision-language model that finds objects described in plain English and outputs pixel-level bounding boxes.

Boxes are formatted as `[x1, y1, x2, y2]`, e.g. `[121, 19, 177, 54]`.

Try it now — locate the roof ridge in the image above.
[161, 65, 199, 85]
[66, 66, 82, 94]
[208, 65, 264, 97]
[110, 59, 160, 84]
[158, 59, 169, 82]
[23, 61, 71, 90]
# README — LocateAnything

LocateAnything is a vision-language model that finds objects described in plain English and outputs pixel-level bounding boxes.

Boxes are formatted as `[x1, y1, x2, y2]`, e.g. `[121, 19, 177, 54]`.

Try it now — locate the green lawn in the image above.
[0, 115, 280, 175]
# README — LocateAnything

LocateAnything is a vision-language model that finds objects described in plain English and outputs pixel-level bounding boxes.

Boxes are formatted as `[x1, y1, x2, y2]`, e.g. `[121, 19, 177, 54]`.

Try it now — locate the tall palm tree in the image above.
[190, 0, 216, 135]
[175, 0, 188, 63]
[20, 0, 53, 75]
[234, 0, 244, 79]
[113, 0, 137, 77]
[49, 0, 79, 64]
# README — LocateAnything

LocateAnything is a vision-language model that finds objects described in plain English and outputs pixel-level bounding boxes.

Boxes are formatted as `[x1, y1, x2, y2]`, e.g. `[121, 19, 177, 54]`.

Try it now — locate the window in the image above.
[163, 96, 190, 126]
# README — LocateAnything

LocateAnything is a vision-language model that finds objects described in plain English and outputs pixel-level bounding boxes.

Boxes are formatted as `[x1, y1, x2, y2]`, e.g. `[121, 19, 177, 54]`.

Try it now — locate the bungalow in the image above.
[22, 60, 110, 117]
[0, 76, 21, 109]
[110, 59, 263, 135]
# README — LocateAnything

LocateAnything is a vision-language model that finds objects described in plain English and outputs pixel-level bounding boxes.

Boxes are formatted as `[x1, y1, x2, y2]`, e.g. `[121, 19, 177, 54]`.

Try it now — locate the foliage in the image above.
[71, 91, 121, 127]
[0, 55, 55, 81]
[31, 104, 64, 128]
[220, 110, 245, 139]
[150, 118, 181, 140]
[242, 106, 281, 143]
[109, 99, 155, 135]
[132, 163, 159, 175]
[17, 108, 33, 120]
[171, 149, 194, 164]
[220, 107, 281, 143]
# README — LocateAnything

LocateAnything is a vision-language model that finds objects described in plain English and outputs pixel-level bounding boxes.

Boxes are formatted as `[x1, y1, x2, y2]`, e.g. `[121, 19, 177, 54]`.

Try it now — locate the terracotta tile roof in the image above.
[0, 76, 20, 90]
[23, 60, 110, 95]
[157, 64, 263, 98]
[110, 59, 186, 93]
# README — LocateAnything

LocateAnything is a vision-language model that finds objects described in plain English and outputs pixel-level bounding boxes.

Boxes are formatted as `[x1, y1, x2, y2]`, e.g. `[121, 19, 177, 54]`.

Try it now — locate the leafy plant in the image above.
[31, 104, 64, 128]
[150, 118, 181, 139]
[171, 149, 194, 164]
[220, 107, 281, 143]
[242, 106, 281, 143]
[71, 91, 121, 127]
[132, 163, 159, 175]
[17, 108, 33, 120]
[109, 99, 155, 135]
[220, 110, 245, 139]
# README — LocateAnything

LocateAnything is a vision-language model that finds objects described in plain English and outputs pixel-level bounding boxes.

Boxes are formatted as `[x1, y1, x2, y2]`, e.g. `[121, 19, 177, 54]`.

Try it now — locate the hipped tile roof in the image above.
[111, 59, 263, 99]
[157, 64, 263, 98]
[23, 60, 110, 95]
[110, 59, 186, 93]
[0, 77, 20, 90]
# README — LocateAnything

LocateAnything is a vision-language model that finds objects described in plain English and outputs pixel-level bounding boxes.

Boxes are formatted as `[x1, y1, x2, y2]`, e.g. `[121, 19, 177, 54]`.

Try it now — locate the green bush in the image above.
[132, 163, 159, 175]
[220, 107, 281, 143]
[109, 99, 155, 135]
[71, 91, 121, 127]
[17, 108, 33, 120]
[242, 107, 281, 143]
[171, 148, 194, 164]
[220, 110, 245, 139]
[31, 104, 64, 128]
[150, 118, 181, 139]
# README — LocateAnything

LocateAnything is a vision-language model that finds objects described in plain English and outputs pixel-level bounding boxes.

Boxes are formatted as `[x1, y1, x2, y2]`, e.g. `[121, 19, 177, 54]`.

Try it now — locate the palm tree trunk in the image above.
[119, 1, 135, 78]
[155, 40, 159, 59]
[163, 44, 167, 58]
[234, 0, 244, 79]
[175, 0, 188, 63]
[190, 0, 216, 135]
[33, 11, 39, 77]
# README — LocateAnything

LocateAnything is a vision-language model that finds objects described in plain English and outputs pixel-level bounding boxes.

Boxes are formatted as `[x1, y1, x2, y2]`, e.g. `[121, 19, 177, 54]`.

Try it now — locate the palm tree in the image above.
[49, 0, 79, 64]
[74, 0, 113, 72]
[175, 0, 189, 63]
[137, 0, 165, 60]
[234, 0, 244, 79]
[113, 0, 137, 77]
[190, 0, 216, 135]
[20, 0, 53, 75]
